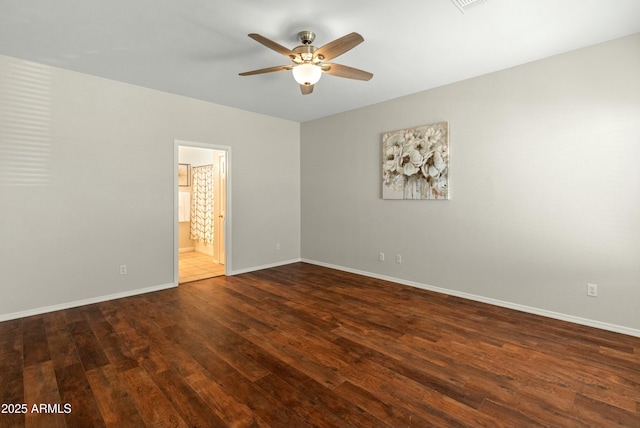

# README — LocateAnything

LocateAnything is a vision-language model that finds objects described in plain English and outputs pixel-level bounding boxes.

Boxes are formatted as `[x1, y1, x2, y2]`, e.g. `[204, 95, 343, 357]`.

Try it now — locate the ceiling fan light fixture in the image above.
[292, 63, 322, 86]
[240, 31, 372, 94]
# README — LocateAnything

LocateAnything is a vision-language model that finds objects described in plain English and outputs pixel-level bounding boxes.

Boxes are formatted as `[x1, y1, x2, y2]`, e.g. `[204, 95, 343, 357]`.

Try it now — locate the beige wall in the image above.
[0, 54, 300, 318]
[178, 222, 194, 251]
[301, 34, 640, 334]
[2, 33, 639, 335]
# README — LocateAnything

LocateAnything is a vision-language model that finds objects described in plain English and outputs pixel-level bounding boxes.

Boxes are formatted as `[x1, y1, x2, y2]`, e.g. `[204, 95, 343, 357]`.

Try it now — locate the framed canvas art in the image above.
[382, 122, 449, 199]
[178, 163, 191, 187]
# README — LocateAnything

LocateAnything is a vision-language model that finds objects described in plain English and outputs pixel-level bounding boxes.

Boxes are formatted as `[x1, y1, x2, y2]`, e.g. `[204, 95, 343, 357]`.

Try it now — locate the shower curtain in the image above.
[190, 164, 214, 244]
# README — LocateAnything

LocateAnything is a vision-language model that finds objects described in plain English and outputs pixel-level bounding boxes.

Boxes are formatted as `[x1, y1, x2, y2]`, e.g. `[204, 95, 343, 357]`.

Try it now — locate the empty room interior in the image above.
[1, 1, 639, 427]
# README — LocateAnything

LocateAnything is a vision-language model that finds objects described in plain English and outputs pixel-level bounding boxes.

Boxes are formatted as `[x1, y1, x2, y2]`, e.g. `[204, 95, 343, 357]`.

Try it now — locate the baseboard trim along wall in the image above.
[0, 282, 177, 323]
[230, 258, 303, 276]
[301, 259, 640, 339]
[0, 258, 302, 322]
[4, 258, 637, 339]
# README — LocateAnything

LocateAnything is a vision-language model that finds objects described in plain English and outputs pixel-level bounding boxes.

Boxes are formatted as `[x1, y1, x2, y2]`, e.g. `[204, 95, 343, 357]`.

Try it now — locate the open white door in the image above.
[216, 153, 226, 265]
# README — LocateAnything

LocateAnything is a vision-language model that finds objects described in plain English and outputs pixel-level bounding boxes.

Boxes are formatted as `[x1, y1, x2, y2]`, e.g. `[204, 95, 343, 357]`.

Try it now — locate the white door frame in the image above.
[174, 139, 232, 285]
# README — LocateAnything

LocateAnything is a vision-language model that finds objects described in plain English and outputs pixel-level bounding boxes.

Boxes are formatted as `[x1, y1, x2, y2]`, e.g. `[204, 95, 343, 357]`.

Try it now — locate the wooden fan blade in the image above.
[322, 63, 373, 81]
[314, 32, 364, 61]
[239, 65, 292, 76]
[248, 33, 297, 58]
[300, 84, 314, 95]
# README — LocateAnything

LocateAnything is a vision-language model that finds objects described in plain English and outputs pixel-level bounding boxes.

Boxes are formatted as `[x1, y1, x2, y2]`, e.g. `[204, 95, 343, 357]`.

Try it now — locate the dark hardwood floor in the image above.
[1, 262, 639, 427]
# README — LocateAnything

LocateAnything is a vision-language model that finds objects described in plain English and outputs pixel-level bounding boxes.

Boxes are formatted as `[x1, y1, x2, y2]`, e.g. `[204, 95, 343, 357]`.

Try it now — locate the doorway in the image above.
[174, 141, 231, 284]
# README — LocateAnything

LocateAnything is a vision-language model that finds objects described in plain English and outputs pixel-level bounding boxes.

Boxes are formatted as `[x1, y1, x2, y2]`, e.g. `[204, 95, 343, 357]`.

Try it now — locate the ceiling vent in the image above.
[450, 0, 487, 13]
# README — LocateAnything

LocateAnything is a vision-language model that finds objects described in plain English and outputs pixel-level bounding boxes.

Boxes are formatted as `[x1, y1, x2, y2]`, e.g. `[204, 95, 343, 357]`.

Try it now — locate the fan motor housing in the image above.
[293, 44, 317, 62]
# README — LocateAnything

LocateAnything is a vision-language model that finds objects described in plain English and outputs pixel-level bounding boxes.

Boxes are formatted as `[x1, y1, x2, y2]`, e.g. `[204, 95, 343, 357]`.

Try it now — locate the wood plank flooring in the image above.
[1, 262, 639, 427]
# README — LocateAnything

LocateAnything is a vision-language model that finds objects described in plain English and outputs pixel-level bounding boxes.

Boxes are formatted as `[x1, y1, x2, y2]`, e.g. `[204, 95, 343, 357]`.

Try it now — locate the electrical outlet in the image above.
[120, 265, 127, 275]
[379, 252, 385, 262]
[276, 243, 281, 250]
[396, 254, 402, 264]
[587, 283, 598, 297]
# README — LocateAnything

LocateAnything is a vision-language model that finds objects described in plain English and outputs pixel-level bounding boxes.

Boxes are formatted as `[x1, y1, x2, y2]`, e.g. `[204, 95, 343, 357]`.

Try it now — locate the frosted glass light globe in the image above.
[292, 63, 322, 85]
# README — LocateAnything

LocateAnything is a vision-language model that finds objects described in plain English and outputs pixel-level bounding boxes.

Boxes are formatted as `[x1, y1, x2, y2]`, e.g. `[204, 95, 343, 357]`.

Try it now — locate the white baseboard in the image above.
[301, 259, 640, 338]
[179, 247, 194, 253]
[0, 257, 302, 321]
[230, 258, 302, 276]
[0, 282, 177, 322]
[6, 259, 638, 339]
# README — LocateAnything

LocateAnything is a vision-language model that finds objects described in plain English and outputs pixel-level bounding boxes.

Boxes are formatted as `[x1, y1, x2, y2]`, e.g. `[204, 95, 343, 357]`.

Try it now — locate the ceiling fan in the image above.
[239, 31, 373, 95]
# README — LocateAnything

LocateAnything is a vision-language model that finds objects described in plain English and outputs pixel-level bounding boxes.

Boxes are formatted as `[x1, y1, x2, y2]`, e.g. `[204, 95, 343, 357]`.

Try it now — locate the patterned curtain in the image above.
[190, 165, 214, 244]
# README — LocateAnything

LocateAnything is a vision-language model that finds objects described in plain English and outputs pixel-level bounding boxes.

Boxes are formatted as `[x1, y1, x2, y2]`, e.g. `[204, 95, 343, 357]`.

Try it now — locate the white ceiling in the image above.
[1, 0, 639, 122]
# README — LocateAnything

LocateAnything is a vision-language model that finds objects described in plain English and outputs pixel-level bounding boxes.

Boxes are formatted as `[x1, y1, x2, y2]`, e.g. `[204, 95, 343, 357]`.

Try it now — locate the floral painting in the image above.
[382, 122, 449, 199]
